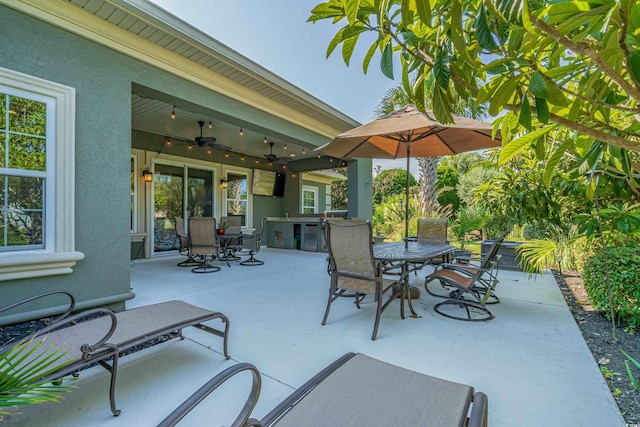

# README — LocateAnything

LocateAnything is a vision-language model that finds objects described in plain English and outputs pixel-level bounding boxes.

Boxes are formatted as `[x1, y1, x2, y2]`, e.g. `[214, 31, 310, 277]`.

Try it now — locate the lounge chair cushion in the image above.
[273, 353, 474, 426]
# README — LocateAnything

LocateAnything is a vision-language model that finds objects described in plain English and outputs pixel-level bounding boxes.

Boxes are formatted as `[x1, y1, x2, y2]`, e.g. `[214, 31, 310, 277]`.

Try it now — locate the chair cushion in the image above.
[273, 353, 474, 427]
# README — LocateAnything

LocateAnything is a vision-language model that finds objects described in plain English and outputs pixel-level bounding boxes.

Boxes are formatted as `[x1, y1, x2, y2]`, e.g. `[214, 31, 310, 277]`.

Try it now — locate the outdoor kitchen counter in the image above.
[266, 217, 326, 252]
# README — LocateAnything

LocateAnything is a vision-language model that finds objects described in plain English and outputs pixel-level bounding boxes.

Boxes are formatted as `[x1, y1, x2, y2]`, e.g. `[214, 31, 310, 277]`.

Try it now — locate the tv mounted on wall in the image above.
[252, 169, 285, 197]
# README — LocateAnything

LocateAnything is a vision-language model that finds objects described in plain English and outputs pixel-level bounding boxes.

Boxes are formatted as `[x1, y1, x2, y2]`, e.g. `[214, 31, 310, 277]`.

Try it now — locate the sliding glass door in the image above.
[153, 163, 213, 254]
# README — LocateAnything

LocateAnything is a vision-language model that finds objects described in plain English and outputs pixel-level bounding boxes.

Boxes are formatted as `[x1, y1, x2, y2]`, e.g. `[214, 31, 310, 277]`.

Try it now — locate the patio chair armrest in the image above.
[157, 362, 261, 427]
[330, 270, 379, 282]
[33, 308, 119, 358]
[0, 290, 75, 326]
[438, 263, 491, 276]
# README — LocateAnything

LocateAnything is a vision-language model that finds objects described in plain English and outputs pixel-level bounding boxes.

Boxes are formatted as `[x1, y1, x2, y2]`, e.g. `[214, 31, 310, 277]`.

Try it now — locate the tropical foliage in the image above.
[0, 336, 74, 414]
[308, 0, 640, 154]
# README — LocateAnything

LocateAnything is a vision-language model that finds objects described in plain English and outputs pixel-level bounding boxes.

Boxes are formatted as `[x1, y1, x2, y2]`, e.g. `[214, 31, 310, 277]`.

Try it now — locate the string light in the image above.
[171, 106, 176, 119]
[329, 158, 333, 162]
[207, 149, 212, 155]
[240, 154, 245, 161]
[165, 138, 171, 146]
[302, 148, 306, 154]
[255, 159, 259, 164]
[282, 164, 287, 169]
[240, 129, 244, 136]
[283, 144, 288, 150]
[225, 152, 229, 158]
[263, 137, 267, 144]
[208, 119, 213, 129]
[291, 172, 296, 178]
[187, 144, 192, 150]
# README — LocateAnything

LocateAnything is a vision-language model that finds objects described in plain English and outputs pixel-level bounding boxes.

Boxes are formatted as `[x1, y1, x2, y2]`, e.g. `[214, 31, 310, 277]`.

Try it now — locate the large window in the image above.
[0, 93, 47, 250]
[225, 172, 247, 226]
[0, 67, 81, 280]
[302, 185, 318, 214]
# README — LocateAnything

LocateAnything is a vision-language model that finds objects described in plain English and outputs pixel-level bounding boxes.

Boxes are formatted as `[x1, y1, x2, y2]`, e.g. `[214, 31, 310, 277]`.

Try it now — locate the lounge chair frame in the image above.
[158, 352, 488, 427]
[0, 291, 230, 416]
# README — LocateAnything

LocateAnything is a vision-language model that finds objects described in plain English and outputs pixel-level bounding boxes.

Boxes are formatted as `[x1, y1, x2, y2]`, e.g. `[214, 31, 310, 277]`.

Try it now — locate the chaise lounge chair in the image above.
[158, 352, 488, 427]
[0, 291, 230, 416]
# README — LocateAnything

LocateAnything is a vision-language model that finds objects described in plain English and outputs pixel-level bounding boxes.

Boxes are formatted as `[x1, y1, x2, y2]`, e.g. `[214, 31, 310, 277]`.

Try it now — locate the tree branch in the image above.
[530, 12, 640, 102]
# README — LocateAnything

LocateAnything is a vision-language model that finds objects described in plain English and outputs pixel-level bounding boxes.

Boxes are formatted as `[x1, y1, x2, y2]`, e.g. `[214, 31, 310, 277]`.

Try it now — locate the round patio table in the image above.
[373, 242, 456, 317]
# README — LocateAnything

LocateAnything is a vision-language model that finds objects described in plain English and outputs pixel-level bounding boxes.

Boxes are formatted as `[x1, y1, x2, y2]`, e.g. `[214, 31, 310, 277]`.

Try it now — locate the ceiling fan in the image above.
[171, 120, 232, 151]
[264, 142, 289, 163]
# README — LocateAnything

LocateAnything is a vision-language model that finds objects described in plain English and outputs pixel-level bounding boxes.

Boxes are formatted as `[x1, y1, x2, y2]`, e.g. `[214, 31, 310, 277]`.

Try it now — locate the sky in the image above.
[149, 0, 417, 172]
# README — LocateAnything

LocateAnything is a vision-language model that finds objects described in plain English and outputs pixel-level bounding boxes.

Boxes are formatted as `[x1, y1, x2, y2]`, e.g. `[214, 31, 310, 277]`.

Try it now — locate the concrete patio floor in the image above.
[3, 248, 625, 426]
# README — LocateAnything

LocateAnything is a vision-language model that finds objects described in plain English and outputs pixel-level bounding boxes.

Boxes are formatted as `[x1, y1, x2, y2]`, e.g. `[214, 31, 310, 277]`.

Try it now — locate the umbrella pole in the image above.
[405, 144, 411, 249]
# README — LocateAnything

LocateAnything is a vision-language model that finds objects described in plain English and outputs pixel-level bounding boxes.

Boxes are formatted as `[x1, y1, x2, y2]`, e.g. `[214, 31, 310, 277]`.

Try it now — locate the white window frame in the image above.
[302, 185, 318, 214]
[223, 167, 251, 228]
[0, 67, 83, 281]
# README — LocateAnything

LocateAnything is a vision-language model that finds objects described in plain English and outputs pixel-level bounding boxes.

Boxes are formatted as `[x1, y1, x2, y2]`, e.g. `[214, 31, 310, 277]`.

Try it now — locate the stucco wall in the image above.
[0, 5, 371, 321]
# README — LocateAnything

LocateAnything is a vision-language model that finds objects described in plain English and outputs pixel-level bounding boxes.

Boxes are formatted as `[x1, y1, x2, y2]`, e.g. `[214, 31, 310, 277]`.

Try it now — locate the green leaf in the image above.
[449, 0, 472, 63]
[401, 0, 415, 28]
[493, 0, 524, 24]
[529, 71, 550, 99]
[519, 94, 531, 130]
[535, 97, 549, 123]
[499, 125, 556, 165]
[542, 138, 572, 186]
[380, 41, 394, 79]
[432, 84, 454, 124]
[629, 51, 640, 83]
[362, 39, 379, 74]
[345, 0, 361, 25]
[475, 6, 499, 51]
[434, 51, 450, 88]
[342, 31, 360, 65]
[489, 75, 522, 116]
[415, 0, 432, 26]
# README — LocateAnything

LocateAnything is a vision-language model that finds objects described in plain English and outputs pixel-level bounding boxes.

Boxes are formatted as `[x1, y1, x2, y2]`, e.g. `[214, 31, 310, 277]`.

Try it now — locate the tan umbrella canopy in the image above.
[316, 105, 502, 246]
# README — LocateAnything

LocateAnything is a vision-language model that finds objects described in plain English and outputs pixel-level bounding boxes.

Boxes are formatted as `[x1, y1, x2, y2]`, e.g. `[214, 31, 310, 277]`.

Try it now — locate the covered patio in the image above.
[3, 249, 624, 426]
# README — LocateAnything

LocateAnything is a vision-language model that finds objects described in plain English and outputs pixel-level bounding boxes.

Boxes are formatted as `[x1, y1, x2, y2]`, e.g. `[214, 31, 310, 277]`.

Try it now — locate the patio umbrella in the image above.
[316, 105, 501, 247]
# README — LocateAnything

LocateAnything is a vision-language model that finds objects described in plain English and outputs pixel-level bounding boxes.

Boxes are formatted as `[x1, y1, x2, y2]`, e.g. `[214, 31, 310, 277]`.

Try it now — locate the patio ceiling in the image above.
[131, 93, 341, 168]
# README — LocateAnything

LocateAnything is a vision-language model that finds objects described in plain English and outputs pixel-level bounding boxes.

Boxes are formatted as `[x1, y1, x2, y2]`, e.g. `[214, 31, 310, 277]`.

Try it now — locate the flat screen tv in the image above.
[252, 169, 276, 196]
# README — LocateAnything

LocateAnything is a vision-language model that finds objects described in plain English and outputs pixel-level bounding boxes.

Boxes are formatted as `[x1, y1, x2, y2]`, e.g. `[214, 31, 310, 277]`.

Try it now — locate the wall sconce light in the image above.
[171, 106, 176, 119]
[142, 168, 153, 182]
[240, 129, 244, 136]
[220, 178, 228, 189]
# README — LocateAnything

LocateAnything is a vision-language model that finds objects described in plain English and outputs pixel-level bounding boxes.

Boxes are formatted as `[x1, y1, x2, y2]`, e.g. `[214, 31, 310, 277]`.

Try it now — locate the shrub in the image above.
[583, 246, 640, 329]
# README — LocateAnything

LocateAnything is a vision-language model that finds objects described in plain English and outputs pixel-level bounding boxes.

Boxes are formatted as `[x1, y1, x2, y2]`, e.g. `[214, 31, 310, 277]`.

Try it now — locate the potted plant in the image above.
[217, 221, 227, 235]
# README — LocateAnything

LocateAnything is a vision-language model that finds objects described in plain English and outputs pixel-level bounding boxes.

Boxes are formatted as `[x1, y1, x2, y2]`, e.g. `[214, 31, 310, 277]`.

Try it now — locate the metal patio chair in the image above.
[175, 217, 200, 267]
[323, 220, 402, 340]
[232, 217, 266, 266]
[189, 217, 221, 273]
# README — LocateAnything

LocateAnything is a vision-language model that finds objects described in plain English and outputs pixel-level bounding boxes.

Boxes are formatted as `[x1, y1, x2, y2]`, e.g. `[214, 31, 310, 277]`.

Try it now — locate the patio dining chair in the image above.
[424, 232, 509, 321]
[188, 217, 221, 273]
[323, 220, 402, 340]
[175, 217, 200, 267]
[232, 217, 266, 266]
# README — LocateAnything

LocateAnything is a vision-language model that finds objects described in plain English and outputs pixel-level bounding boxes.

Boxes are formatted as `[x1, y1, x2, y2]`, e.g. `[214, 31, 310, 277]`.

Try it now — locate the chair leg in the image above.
[371, 287, 384, 340]
[321, 291, 334, 325]
[239, 253, 264, 266]
[191, 255, 221, 273]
